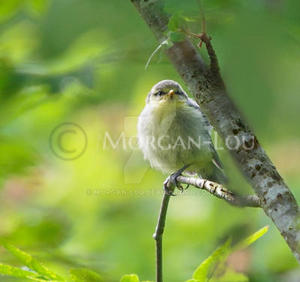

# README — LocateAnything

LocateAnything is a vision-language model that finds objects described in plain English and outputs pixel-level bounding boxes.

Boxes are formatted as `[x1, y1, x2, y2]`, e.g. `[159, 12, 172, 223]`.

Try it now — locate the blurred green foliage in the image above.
[0, 0, 299, 281]
[0, 226, 267, 281]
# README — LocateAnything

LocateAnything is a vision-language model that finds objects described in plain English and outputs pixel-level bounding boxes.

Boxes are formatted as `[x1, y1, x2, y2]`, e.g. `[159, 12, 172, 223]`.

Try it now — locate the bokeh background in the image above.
[0, 0, 299, 281]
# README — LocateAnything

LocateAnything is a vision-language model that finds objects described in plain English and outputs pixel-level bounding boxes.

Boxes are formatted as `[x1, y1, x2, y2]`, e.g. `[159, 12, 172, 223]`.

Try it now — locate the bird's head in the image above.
[146, 80, 188, 105]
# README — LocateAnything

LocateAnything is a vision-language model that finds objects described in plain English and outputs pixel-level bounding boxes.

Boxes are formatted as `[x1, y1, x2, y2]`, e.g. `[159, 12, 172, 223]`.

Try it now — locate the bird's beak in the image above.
[168, 90, 175, 98]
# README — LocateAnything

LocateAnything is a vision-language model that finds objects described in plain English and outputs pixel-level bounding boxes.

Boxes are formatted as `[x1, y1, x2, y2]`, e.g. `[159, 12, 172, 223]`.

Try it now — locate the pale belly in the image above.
[138, 104, 214, 174]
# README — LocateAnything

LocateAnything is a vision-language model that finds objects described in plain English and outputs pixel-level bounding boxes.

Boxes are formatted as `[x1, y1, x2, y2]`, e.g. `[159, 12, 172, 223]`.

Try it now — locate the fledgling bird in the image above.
[137, 80, 226, 194]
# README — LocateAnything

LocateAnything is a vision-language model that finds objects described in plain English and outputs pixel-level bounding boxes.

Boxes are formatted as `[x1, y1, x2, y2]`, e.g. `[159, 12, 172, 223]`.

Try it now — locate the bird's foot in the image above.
[163, 165, 190, 196]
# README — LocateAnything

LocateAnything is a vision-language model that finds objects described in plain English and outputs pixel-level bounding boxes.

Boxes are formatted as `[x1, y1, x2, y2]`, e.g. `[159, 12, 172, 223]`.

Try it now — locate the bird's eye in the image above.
[154, 91, 164, 96]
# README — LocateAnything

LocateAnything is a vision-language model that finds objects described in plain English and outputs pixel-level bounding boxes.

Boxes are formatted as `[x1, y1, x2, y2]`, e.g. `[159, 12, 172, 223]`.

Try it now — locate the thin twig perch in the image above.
[153, 190, 172, 282]
[177, 175, 261, 207]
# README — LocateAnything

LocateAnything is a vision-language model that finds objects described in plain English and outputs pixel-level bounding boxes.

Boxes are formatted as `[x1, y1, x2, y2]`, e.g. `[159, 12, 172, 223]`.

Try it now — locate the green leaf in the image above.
[210, 268, 248, 282]
[189, 226, 269, 282]
[0, 263, 42, 280]
[168, 13, 186, 32]
[120, 274, 140, 282]
[70, 268, 103, 282]
[169, 31, 185, 43]
[193, 238, 232, 281]
[0, 240, 63, 281]
[233, 226, 269, 251]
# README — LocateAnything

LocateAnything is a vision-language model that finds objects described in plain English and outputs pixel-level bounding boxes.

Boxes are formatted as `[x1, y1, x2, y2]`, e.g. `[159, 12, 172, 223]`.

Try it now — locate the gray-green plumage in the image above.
[138, 80, 226, 184]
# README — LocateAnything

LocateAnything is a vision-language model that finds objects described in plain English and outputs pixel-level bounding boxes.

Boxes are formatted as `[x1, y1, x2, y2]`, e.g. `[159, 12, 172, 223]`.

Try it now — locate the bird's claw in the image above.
[163, 165, 190, 196]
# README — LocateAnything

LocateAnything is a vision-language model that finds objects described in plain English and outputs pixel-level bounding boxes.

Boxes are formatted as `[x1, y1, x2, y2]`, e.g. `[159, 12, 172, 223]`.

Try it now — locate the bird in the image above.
[137, 80, 226, 195]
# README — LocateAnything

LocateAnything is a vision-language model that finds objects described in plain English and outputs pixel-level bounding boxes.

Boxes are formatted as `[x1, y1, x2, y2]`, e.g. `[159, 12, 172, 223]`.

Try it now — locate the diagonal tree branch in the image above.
[131, 0, 300, 262]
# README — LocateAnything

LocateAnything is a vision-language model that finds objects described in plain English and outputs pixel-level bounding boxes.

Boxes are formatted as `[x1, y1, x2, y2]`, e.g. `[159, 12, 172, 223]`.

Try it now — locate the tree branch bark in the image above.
[131, 0, 300, 262]
[176, 175, 261, 208]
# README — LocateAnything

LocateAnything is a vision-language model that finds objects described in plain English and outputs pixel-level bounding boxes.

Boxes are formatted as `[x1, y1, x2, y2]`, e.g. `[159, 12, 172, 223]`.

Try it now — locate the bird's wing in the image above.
[187, 98, 226, 179]
[210, 144, 224, 169]
[186, 98, 212, 133]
